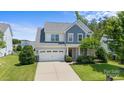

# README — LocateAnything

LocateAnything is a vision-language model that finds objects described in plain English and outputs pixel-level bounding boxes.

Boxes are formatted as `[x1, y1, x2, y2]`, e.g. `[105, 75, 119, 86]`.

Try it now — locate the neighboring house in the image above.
[35, 20, 93, 61]
[21, 40, 35, 49]
[0, 23, 13, 57]
[100, 35, 112, 53]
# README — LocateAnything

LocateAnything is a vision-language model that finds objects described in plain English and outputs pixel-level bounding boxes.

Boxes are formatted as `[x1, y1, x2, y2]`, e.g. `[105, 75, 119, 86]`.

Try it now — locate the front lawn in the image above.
[0, 54, 37, 81]
[71, 61, 124, 81]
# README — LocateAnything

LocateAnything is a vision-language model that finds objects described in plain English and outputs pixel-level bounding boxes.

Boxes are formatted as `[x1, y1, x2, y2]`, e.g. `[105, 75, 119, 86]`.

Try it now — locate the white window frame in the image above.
[68, 33, 74, 42]
[77, 33, 83, 42]
[51, 34, 59, 42]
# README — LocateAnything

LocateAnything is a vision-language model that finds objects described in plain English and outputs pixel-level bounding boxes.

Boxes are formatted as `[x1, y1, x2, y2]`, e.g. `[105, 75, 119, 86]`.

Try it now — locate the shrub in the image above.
[76, 56, 82, 64]
[95, 47, 108, 63]
[76, 56, 95, 64]
[108, 52, 119, 61]
[19, 46, 35, 65]
[65, 56, 72, 62]
[16, 45, 22, 51]
[107, 52, 113, 60]
[117, 47, 124, 64]
[13, 46, 16, 52]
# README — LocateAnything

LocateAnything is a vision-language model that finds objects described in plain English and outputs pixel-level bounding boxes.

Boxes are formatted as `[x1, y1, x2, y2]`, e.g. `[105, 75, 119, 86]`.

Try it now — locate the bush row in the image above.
[76, 47, 107, 64]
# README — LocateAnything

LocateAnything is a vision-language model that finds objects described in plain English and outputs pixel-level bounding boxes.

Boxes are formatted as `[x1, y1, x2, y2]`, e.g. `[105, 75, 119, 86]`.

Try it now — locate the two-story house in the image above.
[0, 23, 13, 57]
[35, 20, 93, 61]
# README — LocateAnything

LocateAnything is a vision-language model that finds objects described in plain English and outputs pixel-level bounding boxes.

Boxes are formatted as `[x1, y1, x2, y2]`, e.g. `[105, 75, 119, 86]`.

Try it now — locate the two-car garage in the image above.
[38, 48, 65, 61]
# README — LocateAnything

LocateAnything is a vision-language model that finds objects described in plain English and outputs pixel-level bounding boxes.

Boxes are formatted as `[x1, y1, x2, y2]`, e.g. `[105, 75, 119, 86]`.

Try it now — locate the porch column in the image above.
[66, 47, 69, 56]
[78, 47, 80, 56]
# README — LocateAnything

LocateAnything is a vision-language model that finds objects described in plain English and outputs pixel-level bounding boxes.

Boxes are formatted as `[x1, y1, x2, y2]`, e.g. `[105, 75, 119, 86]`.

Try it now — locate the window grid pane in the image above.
[79, 34, 82, 41]
[68, 33, 73, 42]
[51, 34, 59, 42]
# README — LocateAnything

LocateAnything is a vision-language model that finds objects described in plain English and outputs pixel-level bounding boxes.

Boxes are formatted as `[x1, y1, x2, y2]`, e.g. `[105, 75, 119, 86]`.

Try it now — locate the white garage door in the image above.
[39, 49, 65, 61]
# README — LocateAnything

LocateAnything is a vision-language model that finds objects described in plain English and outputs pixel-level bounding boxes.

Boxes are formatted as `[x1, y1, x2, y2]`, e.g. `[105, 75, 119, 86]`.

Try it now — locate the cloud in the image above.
[79, 11, 117, 21]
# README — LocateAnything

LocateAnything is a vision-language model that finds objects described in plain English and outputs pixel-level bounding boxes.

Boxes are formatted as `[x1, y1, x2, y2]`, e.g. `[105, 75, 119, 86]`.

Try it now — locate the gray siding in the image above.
[66, 24, 85, 44]
[40, 28, 45, 42]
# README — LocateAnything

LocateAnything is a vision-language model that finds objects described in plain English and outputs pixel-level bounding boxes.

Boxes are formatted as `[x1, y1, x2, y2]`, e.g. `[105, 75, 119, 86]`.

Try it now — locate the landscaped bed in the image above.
[0, 54, 37, 81]
[71, 61, 124, 81]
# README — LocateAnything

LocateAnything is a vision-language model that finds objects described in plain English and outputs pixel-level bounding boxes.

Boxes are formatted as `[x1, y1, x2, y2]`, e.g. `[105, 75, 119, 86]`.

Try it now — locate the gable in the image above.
[0, 23, 13, 36]
[66, 24, 85, 34]
[64, 20, 93, 35]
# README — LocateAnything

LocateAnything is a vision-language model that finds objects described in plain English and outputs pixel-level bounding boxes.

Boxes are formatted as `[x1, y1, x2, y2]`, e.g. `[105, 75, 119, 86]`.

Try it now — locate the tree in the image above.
[88, 18, 104, 40]
[12, 39, 21, 45]
[19, 46, 35, 65]
[95, 47, 108, 63]
[102, 13, 124, 63]
[80, 37, 100, 49]
[80, 37, 100, 57]
[0, 32, 6, 48]
[75, 11, 88, 25]
[16, 45, 22, 51]
[75, 12, 106, 41]
[88, 18, 98, 32]
[115, 11, 124, 63]
[104, 17, 122, 51]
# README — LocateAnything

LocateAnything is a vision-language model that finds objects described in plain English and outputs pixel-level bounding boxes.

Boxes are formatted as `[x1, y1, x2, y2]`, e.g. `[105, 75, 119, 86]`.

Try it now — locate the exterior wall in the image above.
[45, 33, 51, 42]
[0, 28, 13, 57]
[59, 34, 64, 42]
[66, 24, 86, 44]
[0, 48, 6, 57]
[45, 32, 64, 42]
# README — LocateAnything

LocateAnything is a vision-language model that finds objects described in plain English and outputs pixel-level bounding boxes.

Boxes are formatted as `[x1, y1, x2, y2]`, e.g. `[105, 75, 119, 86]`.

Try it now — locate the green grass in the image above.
[0, 54, 37, 81]
[71, 61, 124, 81]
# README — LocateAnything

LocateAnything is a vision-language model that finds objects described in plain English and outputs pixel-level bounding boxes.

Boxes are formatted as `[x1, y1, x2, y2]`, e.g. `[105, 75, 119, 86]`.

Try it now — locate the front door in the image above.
[68, 48, 77, 60]
[69, 48, 72, 57]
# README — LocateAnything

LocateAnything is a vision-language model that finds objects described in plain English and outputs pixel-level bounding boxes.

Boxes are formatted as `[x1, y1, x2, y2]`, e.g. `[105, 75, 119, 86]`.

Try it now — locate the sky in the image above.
[0, 11, 117, 41]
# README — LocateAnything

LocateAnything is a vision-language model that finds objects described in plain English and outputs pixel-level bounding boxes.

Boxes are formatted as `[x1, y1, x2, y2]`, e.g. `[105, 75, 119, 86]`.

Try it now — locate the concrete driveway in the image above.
[35, 62, 81, 81]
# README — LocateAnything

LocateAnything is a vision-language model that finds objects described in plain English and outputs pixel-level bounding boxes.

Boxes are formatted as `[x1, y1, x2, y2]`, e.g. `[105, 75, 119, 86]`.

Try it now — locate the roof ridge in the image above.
[45, 21, 72, 24]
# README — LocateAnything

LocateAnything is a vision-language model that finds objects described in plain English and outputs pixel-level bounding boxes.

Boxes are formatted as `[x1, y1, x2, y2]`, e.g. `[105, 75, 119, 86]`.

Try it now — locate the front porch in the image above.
[66, 47, 80, 60]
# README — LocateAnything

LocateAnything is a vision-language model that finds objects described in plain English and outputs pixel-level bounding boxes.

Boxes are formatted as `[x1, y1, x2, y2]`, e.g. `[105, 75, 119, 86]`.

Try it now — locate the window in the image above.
[40, 51, 45, 53]
[68, 33, 73, 42]
[47, 51, 51, 53]
[77, 33, 83, 42]
[51, 34, 59, 42]
[53, 50, 58, 52]
[59, 51, 63, 53]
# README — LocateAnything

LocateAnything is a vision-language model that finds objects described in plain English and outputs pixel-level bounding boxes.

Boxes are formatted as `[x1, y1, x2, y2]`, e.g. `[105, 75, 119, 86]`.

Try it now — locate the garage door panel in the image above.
[39, 49, 65, 61]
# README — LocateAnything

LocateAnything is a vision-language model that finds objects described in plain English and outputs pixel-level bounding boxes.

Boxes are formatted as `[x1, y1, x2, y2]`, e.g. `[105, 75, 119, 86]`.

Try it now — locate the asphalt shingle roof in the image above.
[0, 23, 10, 33]
[44, 22, 71, 32]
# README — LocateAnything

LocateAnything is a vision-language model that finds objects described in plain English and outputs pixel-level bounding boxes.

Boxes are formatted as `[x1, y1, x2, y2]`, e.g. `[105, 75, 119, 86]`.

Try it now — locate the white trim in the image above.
[68, 33, 74, 42]
[77, 33, 83, 42]
[78, 47, 80, 56]
[64, 22, 86, 33]
[64, 20, 92, 34]
[66, 47, 69, 55]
